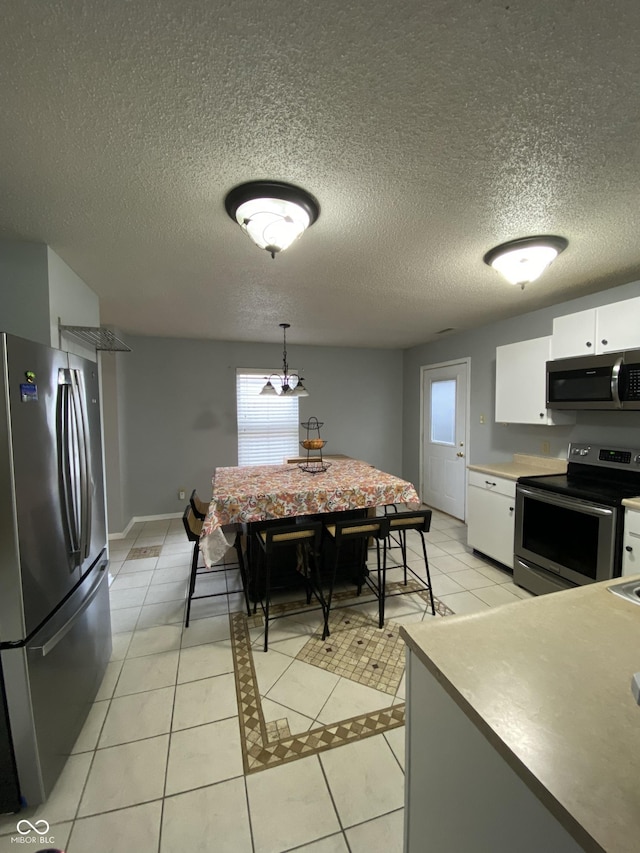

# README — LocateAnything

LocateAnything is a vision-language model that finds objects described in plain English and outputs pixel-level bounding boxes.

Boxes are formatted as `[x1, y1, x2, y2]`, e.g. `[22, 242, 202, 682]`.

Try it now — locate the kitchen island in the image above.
[400, 577, 640, 853]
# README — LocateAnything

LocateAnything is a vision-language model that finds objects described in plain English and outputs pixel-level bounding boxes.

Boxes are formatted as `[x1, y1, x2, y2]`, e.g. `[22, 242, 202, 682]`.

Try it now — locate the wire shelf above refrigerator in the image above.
[58, 326, 132, 352]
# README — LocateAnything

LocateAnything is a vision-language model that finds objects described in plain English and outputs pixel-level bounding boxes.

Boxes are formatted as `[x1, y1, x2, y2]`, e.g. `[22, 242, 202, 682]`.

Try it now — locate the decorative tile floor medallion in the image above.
[230, 582, 453, 773]
[127, 545, 163, 559]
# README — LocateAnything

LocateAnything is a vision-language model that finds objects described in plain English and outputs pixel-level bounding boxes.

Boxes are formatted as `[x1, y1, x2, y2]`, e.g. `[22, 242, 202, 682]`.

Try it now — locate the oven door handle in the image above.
[517, 486, 614, 517]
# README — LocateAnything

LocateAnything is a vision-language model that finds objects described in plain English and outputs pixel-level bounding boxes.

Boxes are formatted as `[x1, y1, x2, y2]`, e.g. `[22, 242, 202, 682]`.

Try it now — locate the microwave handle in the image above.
[612, 356, 623, 408]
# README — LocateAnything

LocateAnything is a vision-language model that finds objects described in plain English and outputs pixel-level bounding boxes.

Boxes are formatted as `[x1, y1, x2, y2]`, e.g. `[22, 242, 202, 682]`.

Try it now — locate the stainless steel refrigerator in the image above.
[0, 333, 111, 811]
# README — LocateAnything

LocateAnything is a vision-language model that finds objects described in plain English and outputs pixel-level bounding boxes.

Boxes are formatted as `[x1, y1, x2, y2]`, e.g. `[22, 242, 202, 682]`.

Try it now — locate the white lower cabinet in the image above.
[622, 508, 640, 576]
[467, 471, 515, 569]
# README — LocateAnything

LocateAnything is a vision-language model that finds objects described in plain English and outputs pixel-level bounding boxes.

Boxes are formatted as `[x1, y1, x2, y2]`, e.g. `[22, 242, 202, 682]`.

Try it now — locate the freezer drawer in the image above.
[1, 560, 111, 806]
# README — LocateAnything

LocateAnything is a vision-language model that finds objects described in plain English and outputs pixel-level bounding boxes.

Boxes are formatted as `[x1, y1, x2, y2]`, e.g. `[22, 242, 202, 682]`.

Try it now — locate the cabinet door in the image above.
[551, 309, 597, 358]
[596, 296, 640, 353]
[496, 337, 551, 424]
[496, 337, 574, 425]
[467, 486, 515, 568]
[622, 509, 640, 577]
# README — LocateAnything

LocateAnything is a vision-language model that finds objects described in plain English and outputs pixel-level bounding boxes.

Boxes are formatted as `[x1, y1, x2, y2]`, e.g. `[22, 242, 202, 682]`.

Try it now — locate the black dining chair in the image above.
[182, 504, 251, 627]
[383, 508, 435, 620]
[253, 520, 324, 651]
[189, 488, 209, 520]
[322, 515, 391, 639]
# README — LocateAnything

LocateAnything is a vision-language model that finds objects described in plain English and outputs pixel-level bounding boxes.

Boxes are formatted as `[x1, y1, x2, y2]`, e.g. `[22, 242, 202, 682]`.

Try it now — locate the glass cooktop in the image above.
[517, 442, 640, 507]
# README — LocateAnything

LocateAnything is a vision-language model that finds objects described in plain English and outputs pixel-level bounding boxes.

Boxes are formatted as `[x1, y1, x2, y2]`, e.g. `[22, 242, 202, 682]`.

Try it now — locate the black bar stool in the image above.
[383, 509, 435, 621]
[182, 505, 251, 627]
[189, 488, 209, 520]
[323, 515, 390, 639]
[254, 520, 323, 651]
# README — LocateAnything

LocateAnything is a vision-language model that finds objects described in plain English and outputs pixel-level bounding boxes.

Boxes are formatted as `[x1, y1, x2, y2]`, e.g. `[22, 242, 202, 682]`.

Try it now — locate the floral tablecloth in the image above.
[200, 459, 420, 565]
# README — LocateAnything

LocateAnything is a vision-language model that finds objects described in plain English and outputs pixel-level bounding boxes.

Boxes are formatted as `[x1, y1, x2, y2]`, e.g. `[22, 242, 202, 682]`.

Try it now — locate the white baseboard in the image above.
[108, 512, 182, 540]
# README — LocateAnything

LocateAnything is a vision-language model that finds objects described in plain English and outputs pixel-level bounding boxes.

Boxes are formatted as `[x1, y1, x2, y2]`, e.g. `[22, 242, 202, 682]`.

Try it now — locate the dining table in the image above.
[199, 458, 421, 567]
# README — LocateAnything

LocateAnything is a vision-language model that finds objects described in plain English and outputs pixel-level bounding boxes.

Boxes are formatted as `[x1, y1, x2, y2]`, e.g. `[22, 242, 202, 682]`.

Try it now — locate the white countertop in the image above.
[467, 452, 567, 481]
[401, 577, 640, 853]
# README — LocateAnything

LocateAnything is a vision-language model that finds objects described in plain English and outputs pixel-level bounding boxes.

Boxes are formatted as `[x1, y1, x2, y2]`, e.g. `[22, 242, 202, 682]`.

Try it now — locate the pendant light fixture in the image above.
[260, 323, 309, 397]
[225, 180, 320, 259]
[484, 235, 568, 289]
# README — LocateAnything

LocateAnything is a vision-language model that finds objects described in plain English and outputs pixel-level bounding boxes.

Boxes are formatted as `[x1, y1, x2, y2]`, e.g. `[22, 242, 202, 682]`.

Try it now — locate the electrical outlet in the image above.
[178, 488, 186, 500]
[541, 441, 550, 455]
[479, 413, 486, 424]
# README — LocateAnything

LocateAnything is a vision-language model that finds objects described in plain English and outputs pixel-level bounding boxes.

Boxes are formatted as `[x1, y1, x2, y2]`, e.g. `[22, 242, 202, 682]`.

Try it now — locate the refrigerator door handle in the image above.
[29, 563, 108, 657]
[70, 369, 92, 561]
[57, 371, 81, 562]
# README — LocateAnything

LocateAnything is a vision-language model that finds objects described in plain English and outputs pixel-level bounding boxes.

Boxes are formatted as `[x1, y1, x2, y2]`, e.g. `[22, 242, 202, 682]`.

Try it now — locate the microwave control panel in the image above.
[624, 364, 640, 400]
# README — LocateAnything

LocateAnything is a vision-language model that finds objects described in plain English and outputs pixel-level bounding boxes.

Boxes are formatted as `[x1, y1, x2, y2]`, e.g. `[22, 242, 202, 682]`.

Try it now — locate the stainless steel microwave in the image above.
[546, 350, 640, 410]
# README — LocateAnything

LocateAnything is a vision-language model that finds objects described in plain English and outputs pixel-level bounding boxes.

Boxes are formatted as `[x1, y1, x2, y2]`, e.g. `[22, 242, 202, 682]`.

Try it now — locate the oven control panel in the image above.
[599, 449, 632, 464]
[569, 443, 640, 469]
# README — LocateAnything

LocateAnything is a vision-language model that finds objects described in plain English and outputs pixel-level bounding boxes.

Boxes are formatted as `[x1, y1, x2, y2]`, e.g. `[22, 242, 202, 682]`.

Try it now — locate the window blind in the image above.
[236, 369, 300, 466]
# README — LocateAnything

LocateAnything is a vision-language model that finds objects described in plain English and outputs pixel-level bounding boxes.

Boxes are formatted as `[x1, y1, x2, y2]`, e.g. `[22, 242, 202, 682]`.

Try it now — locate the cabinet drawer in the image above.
[624, 508, 640, 537]
[467, 470, 516, 498]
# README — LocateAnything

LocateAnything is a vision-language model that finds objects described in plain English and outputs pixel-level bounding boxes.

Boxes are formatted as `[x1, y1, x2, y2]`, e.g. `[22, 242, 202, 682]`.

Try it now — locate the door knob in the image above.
[626, 545, 633, 552]
[456, 451, 464, 457]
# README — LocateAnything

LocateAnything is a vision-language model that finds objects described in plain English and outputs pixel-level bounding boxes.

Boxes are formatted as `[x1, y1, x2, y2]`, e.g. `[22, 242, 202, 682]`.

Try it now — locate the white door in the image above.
[420, 360, 469, 520]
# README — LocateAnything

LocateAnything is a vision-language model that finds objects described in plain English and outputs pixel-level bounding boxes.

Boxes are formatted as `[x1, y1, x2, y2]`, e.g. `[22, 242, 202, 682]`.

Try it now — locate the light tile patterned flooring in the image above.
[0, 510, 532, 853]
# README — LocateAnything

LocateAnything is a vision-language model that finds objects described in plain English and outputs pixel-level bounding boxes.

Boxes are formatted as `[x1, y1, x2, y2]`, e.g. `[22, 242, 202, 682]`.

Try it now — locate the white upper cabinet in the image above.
[595, 297, 640, 353]
[496, 336, 575, 425]
[551, 309, 597, 358]
[551, 296, 640, 359]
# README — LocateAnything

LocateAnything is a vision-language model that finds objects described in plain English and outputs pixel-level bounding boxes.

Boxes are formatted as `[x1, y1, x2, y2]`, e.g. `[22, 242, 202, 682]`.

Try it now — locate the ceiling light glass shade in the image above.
[225, 181, 320, 258]
[235, 198, 308, 255]
[259, 380, 278, 396]
[484, 236, 568, 286]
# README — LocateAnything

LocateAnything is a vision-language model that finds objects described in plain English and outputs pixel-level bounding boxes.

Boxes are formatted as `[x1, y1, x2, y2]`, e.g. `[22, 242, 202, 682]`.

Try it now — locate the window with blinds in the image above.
[236, 369, 300, 466]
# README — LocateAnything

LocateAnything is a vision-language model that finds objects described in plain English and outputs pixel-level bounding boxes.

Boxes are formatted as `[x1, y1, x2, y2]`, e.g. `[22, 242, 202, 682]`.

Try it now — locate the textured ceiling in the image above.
[1, 0, 640, 349]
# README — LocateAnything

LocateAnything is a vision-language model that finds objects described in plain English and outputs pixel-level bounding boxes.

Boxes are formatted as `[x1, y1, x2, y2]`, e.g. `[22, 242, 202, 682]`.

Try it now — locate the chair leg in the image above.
[245, 528, 260, 614]
[377, 538, 387, 629]
[322, 544, 340, 641]
[399, 530, 409, 585]
[419, 531, 436, 615]
[263, 551, 271, 652]
[185, 542, 199, 628]
[356, 542, 365, 595]
[234, 534, 252, 617]
[305, 543, 313, 605]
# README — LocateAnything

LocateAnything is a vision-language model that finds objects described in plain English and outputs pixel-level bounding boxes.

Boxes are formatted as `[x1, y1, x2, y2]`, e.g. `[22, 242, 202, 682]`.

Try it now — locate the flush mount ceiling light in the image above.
[483, 235, 568, 289]
[260, 323, 309, 397]
[225, 180, 320, 259]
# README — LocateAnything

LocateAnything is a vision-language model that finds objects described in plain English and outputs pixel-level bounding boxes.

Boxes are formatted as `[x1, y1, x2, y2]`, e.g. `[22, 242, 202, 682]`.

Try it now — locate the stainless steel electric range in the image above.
[514, 442, 640, 596]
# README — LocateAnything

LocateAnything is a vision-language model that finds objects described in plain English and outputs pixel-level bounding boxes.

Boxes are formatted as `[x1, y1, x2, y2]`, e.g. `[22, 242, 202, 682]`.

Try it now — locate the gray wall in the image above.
[0, 241, 50, 343]
[402, 279, 640, 489]
[109, 335, 403, 528]
[101, 352, 130, 534]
